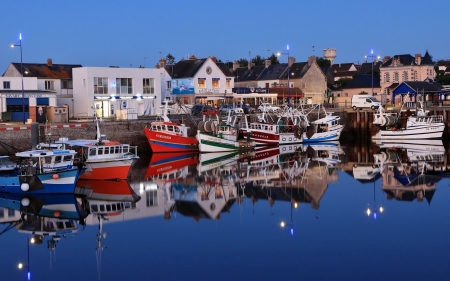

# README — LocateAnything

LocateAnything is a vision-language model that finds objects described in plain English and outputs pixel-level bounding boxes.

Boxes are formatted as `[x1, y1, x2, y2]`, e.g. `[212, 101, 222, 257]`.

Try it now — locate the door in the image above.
[94, 100, 110, 118]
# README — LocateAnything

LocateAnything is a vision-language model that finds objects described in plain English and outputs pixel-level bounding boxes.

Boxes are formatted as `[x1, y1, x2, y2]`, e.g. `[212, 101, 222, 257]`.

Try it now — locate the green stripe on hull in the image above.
[200, 139, 238, 150]
[201, 152, 239, 165]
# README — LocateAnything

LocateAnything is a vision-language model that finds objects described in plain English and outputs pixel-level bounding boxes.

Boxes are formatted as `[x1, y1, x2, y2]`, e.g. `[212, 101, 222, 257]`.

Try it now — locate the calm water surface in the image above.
[1, 139, 450, 281]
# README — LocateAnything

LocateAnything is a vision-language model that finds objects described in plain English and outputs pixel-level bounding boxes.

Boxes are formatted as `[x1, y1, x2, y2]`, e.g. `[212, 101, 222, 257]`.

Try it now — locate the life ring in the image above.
[230, 128, 236, 135]
[36, 144, 41, 149]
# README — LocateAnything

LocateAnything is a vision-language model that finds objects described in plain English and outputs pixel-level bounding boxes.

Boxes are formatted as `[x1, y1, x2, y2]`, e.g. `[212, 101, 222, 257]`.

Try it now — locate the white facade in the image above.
[0, 76, 57, 120]
[73, 67, 170, 118]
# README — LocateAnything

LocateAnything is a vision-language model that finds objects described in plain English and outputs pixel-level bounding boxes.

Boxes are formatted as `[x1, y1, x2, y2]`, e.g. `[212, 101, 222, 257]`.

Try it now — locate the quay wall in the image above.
[2, 106, 450, 155]
[0, 121, 152, 155]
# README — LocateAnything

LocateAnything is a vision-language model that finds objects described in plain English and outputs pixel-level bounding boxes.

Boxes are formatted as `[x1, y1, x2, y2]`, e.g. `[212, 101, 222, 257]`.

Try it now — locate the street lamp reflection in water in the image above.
[280, 199, 298, 236]
[18, 236, 34, 280]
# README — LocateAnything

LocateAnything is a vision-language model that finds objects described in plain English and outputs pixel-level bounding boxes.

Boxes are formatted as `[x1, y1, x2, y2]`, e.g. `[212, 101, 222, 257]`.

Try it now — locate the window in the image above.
[166, 81, 171, 89]
[94, 77, 108, 94]
[143, 78, 155, 94]
[393, 72, 399, 82]
[45, 80, 54, 90]
[146, 190, 158, 207]
[413, 71, 418, 81]
[212, 78, 220, 88]
[226, 78, 231, 88]
[402, 71, 408, 82]
[385, 73, 390, 83]
[198, 78, 206, 88]
[8, 209, 15, 217]
[3, 81, 10, 89]
[62, 80, 73, 89]
[116, 78, 133, 94]
[6, 105, 29, 112]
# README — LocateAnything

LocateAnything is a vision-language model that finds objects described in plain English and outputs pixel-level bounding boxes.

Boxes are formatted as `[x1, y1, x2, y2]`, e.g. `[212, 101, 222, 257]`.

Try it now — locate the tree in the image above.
[316, 57, 331, 67]
[268, 54, 279, 65]
[237, 58, 248, 67]
[251, 55, 265, 66]
[335, 77, 352, 89]
[436, 74, 450, 85]
[166, 54, 175, 65]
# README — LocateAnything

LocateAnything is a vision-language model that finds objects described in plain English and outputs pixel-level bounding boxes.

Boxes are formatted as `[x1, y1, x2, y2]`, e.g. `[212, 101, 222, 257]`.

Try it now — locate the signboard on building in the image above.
[172, 79, 194, 94]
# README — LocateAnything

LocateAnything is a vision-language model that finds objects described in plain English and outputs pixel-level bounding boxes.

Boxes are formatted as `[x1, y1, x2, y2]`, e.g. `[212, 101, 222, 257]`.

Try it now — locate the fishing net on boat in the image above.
[305, 125, 316, 139]
[370, 125, 380, 136]
[306, 145, 316, 158]
[198, 121, 206, 132]
[294, 128, 304, 139]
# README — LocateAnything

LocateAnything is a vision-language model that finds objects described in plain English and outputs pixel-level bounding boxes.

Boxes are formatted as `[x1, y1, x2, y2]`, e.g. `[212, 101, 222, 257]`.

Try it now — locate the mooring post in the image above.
[31, 122, 39, 150]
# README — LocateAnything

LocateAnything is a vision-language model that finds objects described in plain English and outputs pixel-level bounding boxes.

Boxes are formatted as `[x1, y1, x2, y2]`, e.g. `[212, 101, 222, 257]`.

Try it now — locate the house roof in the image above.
[280, 62, 309, 80]
[393, 81, 443, 93]
[241, 65, 266, 81]
[359, 61, 382, 74]
[168, 58, 207, 78]
[330, 63, 355, 72]
[343, 74, 380, 89]
[381, 51, 434, 67]
[215, 62, 234, 77]
[258, 63, 288, 80]
[7, 62, 82, 79]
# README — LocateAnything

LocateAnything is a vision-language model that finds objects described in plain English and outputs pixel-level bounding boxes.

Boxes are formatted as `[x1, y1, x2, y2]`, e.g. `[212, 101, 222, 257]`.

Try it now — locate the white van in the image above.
[351, 95, 381, 110]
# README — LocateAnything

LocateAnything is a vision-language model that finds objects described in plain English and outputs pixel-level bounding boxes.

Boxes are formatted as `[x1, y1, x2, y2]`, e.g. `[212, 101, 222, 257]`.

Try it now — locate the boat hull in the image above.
[144, 128, 198, 153]
[241, 126, 343, 145]
[80, 159, 136, 180]
[198, 132, 255, 152]
[0, 168, 80, 194]
[372, 124, 444, 140]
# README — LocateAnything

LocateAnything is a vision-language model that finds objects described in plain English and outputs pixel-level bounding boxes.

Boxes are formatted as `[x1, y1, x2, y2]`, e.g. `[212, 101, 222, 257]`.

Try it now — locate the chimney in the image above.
[159, 58, 166, 69]
[233, 60, 240, 71]
[415, 54, 422, 65]
[288, 57, 296, 67]
[383, 56, 391, 63]
[307, 55, 316, 66]
[248, 60, 253, 70]
[47, 58, 53, 66]
[265, 59, 271, 68]
[210, 56, 217, 63]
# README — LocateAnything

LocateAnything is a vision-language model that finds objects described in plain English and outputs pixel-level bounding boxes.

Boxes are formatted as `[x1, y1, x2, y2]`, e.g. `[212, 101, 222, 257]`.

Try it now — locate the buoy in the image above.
[53, 174, 59, 180]
[21, 198, 30, 206]
[20, 183, 29, 192]
[53, 211, 60, 218]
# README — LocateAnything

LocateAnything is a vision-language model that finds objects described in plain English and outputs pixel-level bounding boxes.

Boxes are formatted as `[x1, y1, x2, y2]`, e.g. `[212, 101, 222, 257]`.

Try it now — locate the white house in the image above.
[72, 66, 171, 119]
[167, 56, 235, 106]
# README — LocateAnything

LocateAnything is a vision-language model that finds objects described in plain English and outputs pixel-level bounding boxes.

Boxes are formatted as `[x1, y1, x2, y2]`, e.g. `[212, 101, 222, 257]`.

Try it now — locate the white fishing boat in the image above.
[63, 119, 139, 180]
[197, 108, 255, 152]
[371, 101, 444, 140]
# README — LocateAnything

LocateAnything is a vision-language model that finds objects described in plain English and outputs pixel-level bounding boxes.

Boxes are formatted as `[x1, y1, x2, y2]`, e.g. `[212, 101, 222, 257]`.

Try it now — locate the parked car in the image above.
[219, 104, 236, 115]
[237, 104, 256, 114]
[192, 104, 216, 116]
[258, 103, 280, 113]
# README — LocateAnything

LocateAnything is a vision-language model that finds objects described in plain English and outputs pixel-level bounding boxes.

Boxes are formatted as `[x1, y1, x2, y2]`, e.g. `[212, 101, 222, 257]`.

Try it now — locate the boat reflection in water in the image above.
[373, 140, 445, 203]
[75, 179, 141, 279]
[0, 193, 89, 254]
[239, 142, 344, 210]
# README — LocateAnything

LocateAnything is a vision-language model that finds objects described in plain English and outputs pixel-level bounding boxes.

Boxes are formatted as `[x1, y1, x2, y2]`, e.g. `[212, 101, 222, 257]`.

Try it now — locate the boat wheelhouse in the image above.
[0, 149, 80, 194]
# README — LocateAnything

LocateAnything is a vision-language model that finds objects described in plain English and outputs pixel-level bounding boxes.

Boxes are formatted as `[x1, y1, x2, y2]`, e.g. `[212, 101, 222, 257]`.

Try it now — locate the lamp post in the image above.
[11, 33, 25, 124]
[364, 50, 380, 96]
[277, 45, 290, 107]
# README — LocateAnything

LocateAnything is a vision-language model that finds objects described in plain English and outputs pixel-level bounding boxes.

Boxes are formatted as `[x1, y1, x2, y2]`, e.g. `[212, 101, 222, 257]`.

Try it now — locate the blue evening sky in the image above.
[2, 0, 449, 70]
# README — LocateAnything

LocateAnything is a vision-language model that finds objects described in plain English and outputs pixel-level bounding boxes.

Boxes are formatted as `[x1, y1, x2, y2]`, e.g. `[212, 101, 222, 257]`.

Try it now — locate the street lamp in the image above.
[364, 50, 381, 96]
[11, 33, 25, 124]
[277, 45, 290, 107]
